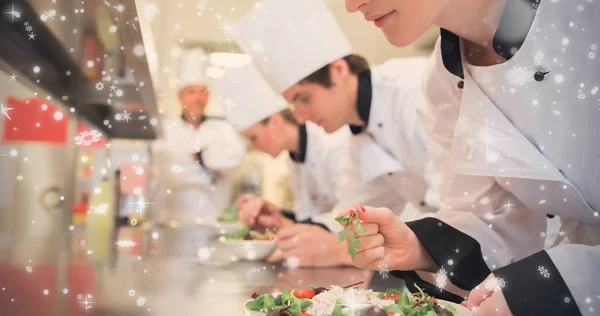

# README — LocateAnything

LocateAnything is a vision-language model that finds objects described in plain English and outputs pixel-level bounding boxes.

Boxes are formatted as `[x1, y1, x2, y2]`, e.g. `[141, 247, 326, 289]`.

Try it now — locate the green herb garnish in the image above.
[335, 208, 367, 259]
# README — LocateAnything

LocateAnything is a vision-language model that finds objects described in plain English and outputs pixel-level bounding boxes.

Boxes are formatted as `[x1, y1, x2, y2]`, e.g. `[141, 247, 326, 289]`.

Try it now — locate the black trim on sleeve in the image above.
[298, 218, 330, 232]
[279, 210, 329, 232]
[405, 217, 491, 290]
[348, 70, 372, 135]
[281, 210, 296, 221]
[289, 124, 308, 163]
[195, 150, 205, 168]
[495, 250, 581, 316]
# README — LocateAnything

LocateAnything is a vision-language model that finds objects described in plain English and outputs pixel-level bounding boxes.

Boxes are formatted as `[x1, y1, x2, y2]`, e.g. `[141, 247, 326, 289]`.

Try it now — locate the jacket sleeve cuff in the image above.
[296, 218, 330, 232]
[495, 250, 581, 315]
[406, 217, 491, 290]
[280, 210, 329, 232]
[195, 150, 205, 168]
[281, 210, 296, 221]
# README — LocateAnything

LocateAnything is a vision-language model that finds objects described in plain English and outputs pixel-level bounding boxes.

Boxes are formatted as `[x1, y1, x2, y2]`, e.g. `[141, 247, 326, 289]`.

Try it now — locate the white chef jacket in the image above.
[333, 57, 439, 224]
[286, 122, 350, 231]
[412, 0, 600, 314]
[151, 116, 245, 223]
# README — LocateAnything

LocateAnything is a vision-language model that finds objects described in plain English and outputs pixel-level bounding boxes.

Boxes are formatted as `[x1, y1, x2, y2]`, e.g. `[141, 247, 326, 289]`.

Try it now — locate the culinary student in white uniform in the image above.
[342, 0, 600, 314]
[232, 0, 440, 226]
[152, 48, 245, 224]
[210, 63, 355, 267]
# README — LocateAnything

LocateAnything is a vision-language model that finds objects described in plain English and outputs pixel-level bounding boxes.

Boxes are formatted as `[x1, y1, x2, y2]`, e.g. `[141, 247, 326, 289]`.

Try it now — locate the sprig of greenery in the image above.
[335, 208, 367, 259]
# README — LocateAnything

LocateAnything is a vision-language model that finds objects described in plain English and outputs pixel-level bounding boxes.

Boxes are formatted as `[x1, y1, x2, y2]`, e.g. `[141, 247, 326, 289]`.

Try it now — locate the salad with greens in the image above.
[245, 283, 457, 316]
[217, 203, 239, 222]
[222, 226, 276, 241]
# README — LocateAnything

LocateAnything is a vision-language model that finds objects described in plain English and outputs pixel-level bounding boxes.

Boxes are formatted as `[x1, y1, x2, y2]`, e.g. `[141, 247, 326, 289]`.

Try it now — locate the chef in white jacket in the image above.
[210, 63, 355, 267]
[152, 48, 245, 224]
[232, 0, 439, 225]
[341, 0, 600, 315]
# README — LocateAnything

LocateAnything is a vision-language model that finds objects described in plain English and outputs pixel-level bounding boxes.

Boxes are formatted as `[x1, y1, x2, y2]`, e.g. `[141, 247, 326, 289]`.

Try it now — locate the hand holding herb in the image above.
[334, 205, 437, 272]
[335, 206, 368, 259]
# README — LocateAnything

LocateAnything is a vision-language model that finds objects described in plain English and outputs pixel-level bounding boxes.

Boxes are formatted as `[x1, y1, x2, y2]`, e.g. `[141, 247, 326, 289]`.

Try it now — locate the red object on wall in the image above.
[0, 264, 97, 316]
[2, 97, 107, 146]
[3, 97, 69, 144]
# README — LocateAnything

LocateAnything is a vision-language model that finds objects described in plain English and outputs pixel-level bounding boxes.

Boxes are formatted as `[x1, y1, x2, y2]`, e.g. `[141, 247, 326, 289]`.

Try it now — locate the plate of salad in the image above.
[244, 283, 471, 316]
[218, 227, 276, 261]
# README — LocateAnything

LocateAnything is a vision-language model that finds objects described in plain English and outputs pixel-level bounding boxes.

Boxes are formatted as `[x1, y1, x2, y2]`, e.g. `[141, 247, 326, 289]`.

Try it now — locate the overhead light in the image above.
[208, 52, 251, 68]
[206, 66, 225, 79]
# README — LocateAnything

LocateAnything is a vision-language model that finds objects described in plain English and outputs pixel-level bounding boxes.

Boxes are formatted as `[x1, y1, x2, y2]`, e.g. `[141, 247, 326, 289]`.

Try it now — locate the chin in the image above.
[383, 31, 416, 48]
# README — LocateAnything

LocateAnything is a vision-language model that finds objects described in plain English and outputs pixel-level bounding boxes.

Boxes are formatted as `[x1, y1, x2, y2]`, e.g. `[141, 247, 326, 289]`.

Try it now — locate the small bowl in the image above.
[218, 237, 276, 261]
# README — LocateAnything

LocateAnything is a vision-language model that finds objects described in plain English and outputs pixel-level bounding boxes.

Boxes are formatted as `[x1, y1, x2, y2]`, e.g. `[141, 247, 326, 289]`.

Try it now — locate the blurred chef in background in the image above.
[152, 47, 245, 225]
[232, 0, 438, 224]
[210, 63, 355, 267]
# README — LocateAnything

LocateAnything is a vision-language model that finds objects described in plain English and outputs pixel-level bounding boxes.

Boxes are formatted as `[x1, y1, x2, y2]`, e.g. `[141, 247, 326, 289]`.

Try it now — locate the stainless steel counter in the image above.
[0, 223, 405, 316]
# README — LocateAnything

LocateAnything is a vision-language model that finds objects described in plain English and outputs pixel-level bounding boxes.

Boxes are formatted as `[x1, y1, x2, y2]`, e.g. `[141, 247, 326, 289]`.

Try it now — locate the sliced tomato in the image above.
[387, 312, 404, 316]
[298, 313, 314, 316]
[293, 289, 315, 299]
[381, 293, 401, 300]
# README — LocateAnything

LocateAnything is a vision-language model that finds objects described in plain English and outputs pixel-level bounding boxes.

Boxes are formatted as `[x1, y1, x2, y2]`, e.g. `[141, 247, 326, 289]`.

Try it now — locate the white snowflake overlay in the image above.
[74, 130, 103, 146]
[377, 254, 390, 279]
[538, 265, 551, 278]
[435, 267, 448, 291]
[93, 203, 109, 215]
[506, 66, 534, 86]
[484, 276, 506, 292]
[115, 240, 137, 248]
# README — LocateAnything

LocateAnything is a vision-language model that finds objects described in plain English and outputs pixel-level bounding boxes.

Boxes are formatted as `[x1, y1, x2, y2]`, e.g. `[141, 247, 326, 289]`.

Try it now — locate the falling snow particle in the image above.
[423, 265, 438, 286]
[484, 277, 506, 291]
[538, 266, 551, 278]
[171, 165, 183, 173]
[506, 66, 533, 86]
[109, 25, 117, 33]
[565, 297, 571, 304]
[115, 240, 137, 248]
[136, 297, 147, 307]
[128, 290, 135, 297]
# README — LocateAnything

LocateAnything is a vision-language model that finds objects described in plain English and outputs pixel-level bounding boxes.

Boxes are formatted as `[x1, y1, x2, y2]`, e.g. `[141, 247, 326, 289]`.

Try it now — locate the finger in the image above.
[335, 204, 365, 221]
[256, 214, 277, 228]
[465, 274, 496, 309]
[353, 206, 399, 226]
[246, 198, 263, 226]
[351, 246, 385, 270]
[267, 250, 284, 263]
[354, 234, 384, 254]
[476, 290, 512, 316]
[276, 234, 300, 252]
[275, 225, 303, 240]
[347, 223, 379, 236]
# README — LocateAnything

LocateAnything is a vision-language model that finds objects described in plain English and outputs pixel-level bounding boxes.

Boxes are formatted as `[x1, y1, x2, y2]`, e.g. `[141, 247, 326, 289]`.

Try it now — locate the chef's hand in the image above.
[465, 274, 512, 315]
[237, 195, 293, 231]
[267, 224, 352, 267]
[336, 205, 436, 272]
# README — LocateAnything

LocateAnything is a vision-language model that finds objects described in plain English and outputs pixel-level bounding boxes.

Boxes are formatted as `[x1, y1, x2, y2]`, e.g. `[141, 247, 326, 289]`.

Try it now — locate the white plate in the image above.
[243, 298, 472, 316]
[218, 237, 276, 261]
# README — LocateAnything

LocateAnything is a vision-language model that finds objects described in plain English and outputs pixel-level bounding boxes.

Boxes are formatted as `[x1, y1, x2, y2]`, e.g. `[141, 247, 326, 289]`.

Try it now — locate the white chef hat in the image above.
[232, 0, 353, 94]
[209, 63, 288, 132]
[178, 47, 208, 90]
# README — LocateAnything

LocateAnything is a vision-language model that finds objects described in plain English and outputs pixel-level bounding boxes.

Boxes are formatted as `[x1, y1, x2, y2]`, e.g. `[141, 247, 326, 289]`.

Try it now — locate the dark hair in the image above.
[261, 108, 298, 126]
[300, 54, 369, 87]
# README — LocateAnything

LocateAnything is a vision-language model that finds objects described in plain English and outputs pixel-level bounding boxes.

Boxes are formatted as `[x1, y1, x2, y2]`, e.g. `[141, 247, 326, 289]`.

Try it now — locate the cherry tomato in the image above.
[387, 312, 404, 316]
[381, 294, 401, 300]
[298, 313, 314, 316]
[293, 289, 315, 299]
